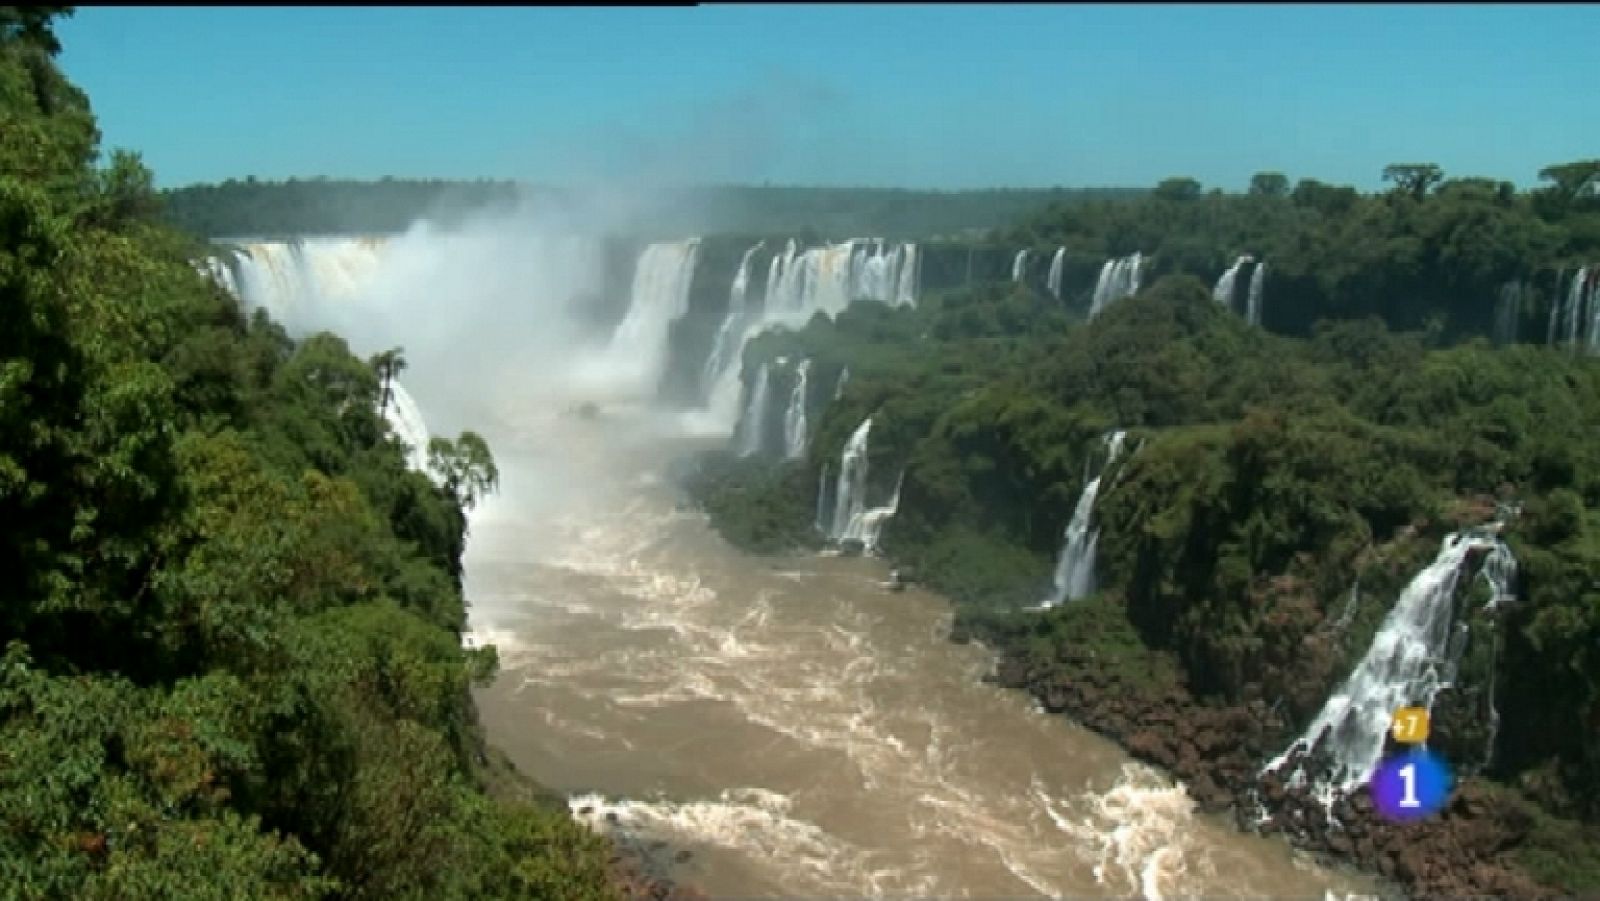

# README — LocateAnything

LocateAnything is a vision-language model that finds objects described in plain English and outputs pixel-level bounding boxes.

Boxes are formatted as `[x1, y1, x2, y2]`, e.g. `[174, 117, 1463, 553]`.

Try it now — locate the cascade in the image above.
[735, 362, 772, 457]
[705, 238, 916, 433]
[829, 418, 874, 542]
[1040, 430, 1129, 608]
[1212, 255, 1252, 311]
[605, 239, 701, 394]
[852, 470, 905, 555]
[1564, 266, 1587, 348]
[1245, 260, 1267, 327]
[1547, 268, 1565, 346]
[1494, 280, 1523, 346]
[1090, 253, 1144, 318]
[702, 242, 765, 402]
[834, 366, 850, 400]
[1012, 249, 1030, 283]
[1262, 527, 1518, 803]
[228, 237, 388, 336]
[383, 380, 433, 475]
[815, 460, 832, 534]
[1046, 246, 1066, 300]
[783, 359, 812, 460]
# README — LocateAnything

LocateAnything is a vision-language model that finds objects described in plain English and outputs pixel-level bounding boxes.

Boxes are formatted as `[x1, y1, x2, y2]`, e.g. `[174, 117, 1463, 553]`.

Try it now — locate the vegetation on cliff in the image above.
[686, 170, 1600, 893]
[1, 11, 615, 898]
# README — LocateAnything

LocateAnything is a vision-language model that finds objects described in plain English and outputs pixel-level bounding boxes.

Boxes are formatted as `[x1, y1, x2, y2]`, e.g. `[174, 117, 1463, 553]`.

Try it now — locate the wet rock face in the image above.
[989, 639, 1561, 900]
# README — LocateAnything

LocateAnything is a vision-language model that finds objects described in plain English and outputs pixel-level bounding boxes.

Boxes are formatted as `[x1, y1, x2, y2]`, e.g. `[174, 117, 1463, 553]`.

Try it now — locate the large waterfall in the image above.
[1090, 253, 1144, 318]
[1245, 261, 1266, 327]
[783, 359, 812, 460]
[1040, 430, 1129, 608]
[204, 237, 435, 477]
[1012, 249, 1030, 283]
[605, 240, 701, 395]
[222, 237, 389, 335]
[1262, 527, 1518, 803]
[1046, 247, 1065, 300]
[735, 362, 772, 457]
[703, 239, 917, 434]
[827, 417, 901, 554]
[833, 366, 850, 400]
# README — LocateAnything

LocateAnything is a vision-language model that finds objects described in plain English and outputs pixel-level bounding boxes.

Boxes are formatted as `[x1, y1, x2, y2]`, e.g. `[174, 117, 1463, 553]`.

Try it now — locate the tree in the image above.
[1382, 163, 1444, 200]
[368, 347, 407, 416]
[1538, 159, 1600, 198]
[0, 6, 73, 56]
[1249, 171, 1290, 198]
[428, 432, 499, 513]
[1154, 177, 1203, 202]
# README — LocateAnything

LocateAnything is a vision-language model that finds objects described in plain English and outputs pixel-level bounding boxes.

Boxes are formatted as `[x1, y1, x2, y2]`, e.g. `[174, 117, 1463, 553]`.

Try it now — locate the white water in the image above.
[1046, 247, 1066, 300]
[1246, 260, 1266, 328]
[384, 380, 434, 475]
[599, 240, 702, 397]
[834, 366, 850, 401]
[1090, 253, 1145, 318]
[853, 471, 904, 556]
[1012, 249, 1030, 283]
[735, 362, 772, 457]
[697, 239, 916, 435]
[226, 237, 389, 336]
[829, 417, 874, 544]
[1263, 528, 1518, 802]
[1040, 430, 1129, 608]
[1494, 280, 1523, 346]
[783, 359, 813, 460]
[1212, 255, 1252, 310]
[701, 242, 765, 406]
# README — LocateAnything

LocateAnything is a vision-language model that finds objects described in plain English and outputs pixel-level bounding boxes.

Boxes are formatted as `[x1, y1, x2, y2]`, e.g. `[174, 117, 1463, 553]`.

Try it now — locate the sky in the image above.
[56, 4, 1598, 193]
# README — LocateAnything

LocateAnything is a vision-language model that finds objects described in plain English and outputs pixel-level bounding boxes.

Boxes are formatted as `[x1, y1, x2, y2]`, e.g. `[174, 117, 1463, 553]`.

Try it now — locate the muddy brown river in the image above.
[465, 401, 1377, 899]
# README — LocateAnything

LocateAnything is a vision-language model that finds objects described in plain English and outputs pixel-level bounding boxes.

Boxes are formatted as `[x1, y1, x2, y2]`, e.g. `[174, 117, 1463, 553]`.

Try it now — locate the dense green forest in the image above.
[686, 172, 1600, 894]
[1, 10, 617, 898]
[162, 178, 1142, 242]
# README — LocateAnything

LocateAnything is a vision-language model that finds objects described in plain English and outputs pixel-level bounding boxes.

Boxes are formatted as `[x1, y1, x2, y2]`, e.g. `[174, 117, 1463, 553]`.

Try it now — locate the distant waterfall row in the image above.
[1211, 255, 1267, 327]
[702, 238, 920, 431]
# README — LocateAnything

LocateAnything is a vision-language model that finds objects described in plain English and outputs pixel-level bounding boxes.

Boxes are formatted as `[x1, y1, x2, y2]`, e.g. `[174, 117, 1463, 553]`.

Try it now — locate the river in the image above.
[464, 399, 1378, 899]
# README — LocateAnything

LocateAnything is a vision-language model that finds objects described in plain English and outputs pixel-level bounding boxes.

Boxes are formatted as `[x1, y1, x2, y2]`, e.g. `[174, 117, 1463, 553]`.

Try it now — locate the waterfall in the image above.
[1585, 269, 1600, 355]
[735, 362, 772, 457]
[1089, 253, 1144, 318]
[1547, 269, 1564, 346]
[852, 470, 905, 555]
[829, 418, 873, 541]
[1212, 255, 1252, 310]
[1563, 266, 1587, 349]
[384, 380, 433, 475]
[605, 239, 701, 394]
[815, 460, 832, 533]
[1246, 261, 1266, 327]
[1040, 430, 1129, 608]
[1046, 247, 1066, 300]
[702, 238, 916, 433]
[1494, 281, 1523, 346]
[1262, 527, 1518, 802]
[1012, 249, 1030, 283]
[199, 254, 241, 299]
[228, 237, 389, 336]
[783, 359, 812, 460]
[702, 242, 764, 403]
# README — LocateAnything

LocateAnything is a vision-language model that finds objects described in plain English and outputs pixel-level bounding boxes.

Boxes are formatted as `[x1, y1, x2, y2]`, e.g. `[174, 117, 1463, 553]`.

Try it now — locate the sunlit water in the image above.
[464, 400, 1378, 899]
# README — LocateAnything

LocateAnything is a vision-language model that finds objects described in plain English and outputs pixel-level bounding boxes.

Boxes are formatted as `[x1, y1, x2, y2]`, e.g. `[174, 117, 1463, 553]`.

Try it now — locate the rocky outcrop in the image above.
[992, 644, 1561, 899]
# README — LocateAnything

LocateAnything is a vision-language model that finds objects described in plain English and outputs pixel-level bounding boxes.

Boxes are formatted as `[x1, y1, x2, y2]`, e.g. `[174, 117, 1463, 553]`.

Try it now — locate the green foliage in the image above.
[0, 29, 615, 899]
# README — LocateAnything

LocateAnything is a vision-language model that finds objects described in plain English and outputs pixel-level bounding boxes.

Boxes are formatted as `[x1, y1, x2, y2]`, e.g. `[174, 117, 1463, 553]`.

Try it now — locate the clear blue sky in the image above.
[56, 4, 1598, 192]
